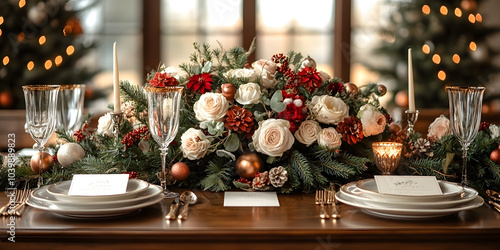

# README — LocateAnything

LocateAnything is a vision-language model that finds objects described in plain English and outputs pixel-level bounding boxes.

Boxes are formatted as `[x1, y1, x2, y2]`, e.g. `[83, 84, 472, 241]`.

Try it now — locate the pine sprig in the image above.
[120, 80, 147, 113]
[289, 150, 315, 192]
[200, 157, 234, 192]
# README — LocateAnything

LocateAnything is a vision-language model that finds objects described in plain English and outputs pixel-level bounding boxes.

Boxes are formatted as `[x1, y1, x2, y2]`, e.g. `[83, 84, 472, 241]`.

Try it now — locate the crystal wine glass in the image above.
[56, 84, 85, 136]
[446, 86, 485, 187]
[23, 85, 60, 187]
[146, 86, 183, 198]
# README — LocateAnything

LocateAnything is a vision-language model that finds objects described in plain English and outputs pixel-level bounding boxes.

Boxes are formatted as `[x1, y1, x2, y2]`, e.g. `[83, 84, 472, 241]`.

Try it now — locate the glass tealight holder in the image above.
[372, 142, 403, 175]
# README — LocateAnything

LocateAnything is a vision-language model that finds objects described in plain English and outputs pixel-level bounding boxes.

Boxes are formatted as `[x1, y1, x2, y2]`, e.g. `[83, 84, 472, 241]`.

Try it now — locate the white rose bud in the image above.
[181, 128, 211, 160]
[97, 113, 113, 137]
[427, 115, 451, 140]
[193, 93, 229, 121]
[252, 119, 295, 157]
[294, 120, 321, 146]
[318, 127, 342, 150]
[311, 95, 349, 125]
[490, 124, 500, 139]
[252, 59, 278, 89]
[224, 68, 257, 82]
[357, 104, 387, 137]
[235, 83, 262, 105]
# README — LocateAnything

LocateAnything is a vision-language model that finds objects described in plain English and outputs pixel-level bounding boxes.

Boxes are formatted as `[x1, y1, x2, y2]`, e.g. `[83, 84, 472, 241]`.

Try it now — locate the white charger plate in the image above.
[341, 182, 478, 209]
[26, 193, 164, 218]
[31, 184, 162, 209]
[336, 191, 484, 219]
[356, 179, 463, 202]
[47, 179, 149, 202]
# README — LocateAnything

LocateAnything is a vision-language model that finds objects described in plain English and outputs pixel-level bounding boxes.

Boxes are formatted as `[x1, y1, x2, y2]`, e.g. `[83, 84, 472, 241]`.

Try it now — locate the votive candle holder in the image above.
[372, 142, 403, 175]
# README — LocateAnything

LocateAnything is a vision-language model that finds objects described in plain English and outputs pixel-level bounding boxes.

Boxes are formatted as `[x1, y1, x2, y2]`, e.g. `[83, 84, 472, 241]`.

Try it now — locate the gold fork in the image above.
[315, 190, 329, 219]
[0, 189, 20, 216]
[328, 185, 341, 219]
[12, 188, 31, 216]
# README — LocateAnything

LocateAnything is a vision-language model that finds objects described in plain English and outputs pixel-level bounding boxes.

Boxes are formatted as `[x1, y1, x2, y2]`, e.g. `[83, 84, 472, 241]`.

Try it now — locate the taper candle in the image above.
[408, 48, 415, 112]
[113, 42, 121, 113]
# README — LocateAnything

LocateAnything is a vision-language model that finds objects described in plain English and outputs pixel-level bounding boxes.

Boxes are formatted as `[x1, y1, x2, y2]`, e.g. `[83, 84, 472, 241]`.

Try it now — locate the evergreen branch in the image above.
[200, 157, 233, 192]
[289, 150, 315, 191]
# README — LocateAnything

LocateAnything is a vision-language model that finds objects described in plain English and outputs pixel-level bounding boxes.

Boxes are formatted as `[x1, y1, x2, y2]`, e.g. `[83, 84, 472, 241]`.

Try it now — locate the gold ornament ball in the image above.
[236, 152, 263, 179]
[171, 162, 190, 181]
[221, 83, 236, 101]
[491, 149, 500, 165]
[395, 91, 409, 107]
[301, 56, 317, 69]
[344, 83, 359, 97]
[30, 152, 54, 174]
[377, 85, 387, 96]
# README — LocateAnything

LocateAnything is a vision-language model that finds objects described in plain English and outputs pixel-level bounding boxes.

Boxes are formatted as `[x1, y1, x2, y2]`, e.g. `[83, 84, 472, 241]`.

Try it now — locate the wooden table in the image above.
[1, 188, 500, 250]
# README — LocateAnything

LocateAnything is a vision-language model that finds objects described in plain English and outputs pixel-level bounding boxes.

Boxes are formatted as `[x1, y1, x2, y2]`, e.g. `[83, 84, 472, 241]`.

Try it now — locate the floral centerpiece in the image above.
[3, 41, 500, 193]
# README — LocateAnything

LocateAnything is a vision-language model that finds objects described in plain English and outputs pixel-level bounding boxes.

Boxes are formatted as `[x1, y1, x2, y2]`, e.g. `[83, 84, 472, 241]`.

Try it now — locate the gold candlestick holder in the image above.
[372, 142, 403, 175]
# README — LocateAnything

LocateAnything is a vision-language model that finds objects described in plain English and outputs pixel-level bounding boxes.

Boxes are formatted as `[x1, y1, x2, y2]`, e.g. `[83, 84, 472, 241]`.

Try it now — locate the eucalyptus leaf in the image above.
[216, 150, 236, 161]
[224, 133, 240, 152]
[201, 61, 212, 73]
[270, 91, 286, 112]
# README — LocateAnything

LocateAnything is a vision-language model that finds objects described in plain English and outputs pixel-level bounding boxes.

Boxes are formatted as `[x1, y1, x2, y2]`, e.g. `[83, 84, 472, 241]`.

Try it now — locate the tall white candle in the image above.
[113, 42, 120, 113]
[408, 48, 415, 112]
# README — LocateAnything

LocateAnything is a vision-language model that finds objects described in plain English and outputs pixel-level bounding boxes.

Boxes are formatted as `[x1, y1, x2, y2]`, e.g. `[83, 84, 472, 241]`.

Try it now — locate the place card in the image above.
[68, 174, 129, 196]
[374, 175, 443, 196]
[223, 192, 280, 207]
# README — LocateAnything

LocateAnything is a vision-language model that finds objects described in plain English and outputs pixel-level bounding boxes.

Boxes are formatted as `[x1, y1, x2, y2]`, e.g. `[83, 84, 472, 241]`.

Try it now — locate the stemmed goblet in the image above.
[56, 84, 85, 136]
[146, 86, 183, 198]
[446, 86, 485, 187]
[23, 85, 60, 187]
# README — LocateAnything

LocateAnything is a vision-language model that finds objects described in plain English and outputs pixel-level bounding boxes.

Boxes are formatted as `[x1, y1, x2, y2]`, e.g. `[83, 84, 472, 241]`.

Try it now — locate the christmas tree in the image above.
[0, 0, 96, 109]
[367, 0, 500, 108]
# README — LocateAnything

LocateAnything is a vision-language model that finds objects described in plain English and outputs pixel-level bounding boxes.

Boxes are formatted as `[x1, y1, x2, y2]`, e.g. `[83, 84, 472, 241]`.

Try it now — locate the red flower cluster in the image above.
[236, 177, 252, 187]
[74, 123, 92, 142]
[123, 171, 140, 179]
[121, 126, 150, 149]
[271, 53, 289, 73]
[479, 121, 490, 132]
[277, 91, 306, 133]
[336, 116, 364, 145]
[385, 114, 393, 125]
[149, 72, 179, 87]
[328, 82, 344, 95]
[297, 66, 322, 92]
[187, 73, 213, 94]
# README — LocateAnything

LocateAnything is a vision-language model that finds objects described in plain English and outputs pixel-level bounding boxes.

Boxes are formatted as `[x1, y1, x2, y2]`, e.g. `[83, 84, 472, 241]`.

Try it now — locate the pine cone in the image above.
[336, 116, 364, 145]
[269, 166, 288, 188]
[225, 106, 254, 133]
[252, 171, 270, 189]
[412, 138, 434, 157]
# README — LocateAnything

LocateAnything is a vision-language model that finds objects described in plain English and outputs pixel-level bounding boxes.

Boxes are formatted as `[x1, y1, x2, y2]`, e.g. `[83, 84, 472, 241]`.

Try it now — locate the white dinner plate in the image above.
[356, 179, 463, 202]
[47, 179, 149, 202]
[340, 182, 478, 209]
[27, 193, 164, 218]
[336, 191, 484, 219]
[31, 184, 162, 209]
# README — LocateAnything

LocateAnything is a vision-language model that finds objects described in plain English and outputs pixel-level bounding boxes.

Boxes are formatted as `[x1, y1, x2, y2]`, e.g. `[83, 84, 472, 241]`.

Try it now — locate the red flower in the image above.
[328, 82, 344, 95]
[149, 72, 179, 87]
[297, 66, 322, 93]
[187, 73, 213, 94]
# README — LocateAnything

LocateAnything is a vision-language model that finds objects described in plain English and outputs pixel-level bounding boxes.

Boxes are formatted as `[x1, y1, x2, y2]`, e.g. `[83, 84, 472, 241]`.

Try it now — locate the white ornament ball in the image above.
[293, 99, 303, 107]
[283, 98, 293, 105]
[57, 143, 85, 167]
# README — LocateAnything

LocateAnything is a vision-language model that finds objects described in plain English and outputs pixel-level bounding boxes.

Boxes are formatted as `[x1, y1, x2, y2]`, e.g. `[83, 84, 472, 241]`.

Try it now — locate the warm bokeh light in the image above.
[455, 8, 462, 17]
[3, 56, 9, 65]
[438, 70, 446, 81]
[0, 16, 4, 25]
[469, 41, 477, 51]
[468, 14, 476, 23]
[66, 45, 75, 55]
[440, 6, 448, 15]
[422, 44, 430, 54]
[27, 61, 34, 71]
[55, 55, 63, 66]
[19, 0, 26, 8]
[0, 29, 2, 37]
[422, 5, 430, 15]
[39, 36, 46, 45]
[432, 54, 441, 64]
[476, 13, 482, 22]
[44, 60, 52, 70]
[453, 54, 460, 64]
[63, 25, 72, 36]
[18, 33, 25, 42]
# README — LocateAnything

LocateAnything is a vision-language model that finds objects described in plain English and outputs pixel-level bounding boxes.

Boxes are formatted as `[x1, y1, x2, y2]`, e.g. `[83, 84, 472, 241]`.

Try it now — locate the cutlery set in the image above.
[315, 185, 340, 219]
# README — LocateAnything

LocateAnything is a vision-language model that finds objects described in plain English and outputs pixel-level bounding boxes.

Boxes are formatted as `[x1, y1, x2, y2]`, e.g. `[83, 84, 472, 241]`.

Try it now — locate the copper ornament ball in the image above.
[377, 85, 387, 96]
[389, 123, 401, 134]
[490, 149, 500, 165]
[221, 83, 236, 101]
[236, 152, 263, 179]
[171, 162, 190, 181]
[344, 83, 359, 97]
[30, 152, 54, 174]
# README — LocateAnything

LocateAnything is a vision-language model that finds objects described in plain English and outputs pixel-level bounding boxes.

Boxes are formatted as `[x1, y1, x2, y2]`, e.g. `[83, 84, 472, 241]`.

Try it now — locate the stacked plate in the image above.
[26, 179, 164, 218]
[336, 179, 484, 219]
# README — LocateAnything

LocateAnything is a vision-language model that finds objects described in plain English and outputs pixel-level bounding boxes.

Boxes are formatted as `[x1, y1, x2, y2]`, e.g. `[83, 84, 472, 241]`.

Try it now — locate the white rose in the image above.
[97, 113, 113, 137]
[252, 119, 295, 157]
[235, 83, 262, 105]
[193, 93, 229, 121]
[490, 124, 500, 139]
[311, 95, 349, 125]
[427, 115, 451, 140]
[181, 128, 211, 160]
[252, 59, 277, 89]
[164, 66, 188, 81]
[319, 71, 331, 82]
[357, 104, 387, 137]
[294, 120, 321, 146]
[224, 68, 257, 82]
[318, 127, 342, 150]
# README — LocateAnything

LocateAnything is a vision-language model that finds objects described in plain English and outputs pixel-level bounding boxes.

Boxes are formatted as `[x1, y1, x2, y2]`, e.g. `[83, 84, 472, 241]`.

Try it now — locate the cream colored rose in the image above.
[224, 68, 257, 82]
[318, 127, 342, 150]
[97, 113, 113, 137]
[319, 71, 331, 82]
[490, 124, 500, 138]
[193, 93, 229, 121]
[294, 120, 321, 146]
[357, 104, 386, 137]
[427, 115, 451, 140]
[311, 95, 349, 125]
[252, 59, 277, 89]
[164, 66, 188, 81]
[181, 128, 211, 160]
[252, 119, 295, 157]
[235, 83, 262, 105]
